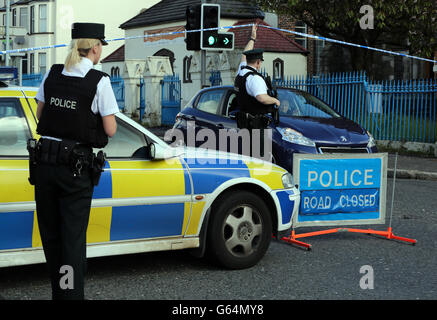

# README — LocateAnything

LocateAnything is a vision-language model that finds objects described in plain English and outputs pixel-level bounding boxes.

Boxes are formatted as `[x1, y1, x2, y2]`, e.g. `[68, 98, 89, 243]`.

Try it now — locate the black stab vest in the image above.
[37, 64, 109, 149]
[234, 65, 271, 115]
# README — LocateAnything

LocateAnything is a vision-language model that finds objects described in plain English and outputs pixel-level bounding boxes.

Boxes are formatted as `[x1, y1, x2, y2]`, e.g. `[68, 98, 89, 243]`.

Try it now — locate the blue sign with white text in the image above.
[300, 188, 380, 215]
[293, 155, 387, 227]
[299, 158, 381, 191]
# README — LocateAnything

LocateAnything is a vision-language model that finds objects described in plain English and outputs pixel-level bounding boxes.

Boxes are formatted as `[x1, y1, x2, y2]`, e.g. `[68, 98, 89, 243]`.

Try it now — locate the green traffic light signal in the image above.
[208, 36, 216, 45]
[202, 32, 234, 50]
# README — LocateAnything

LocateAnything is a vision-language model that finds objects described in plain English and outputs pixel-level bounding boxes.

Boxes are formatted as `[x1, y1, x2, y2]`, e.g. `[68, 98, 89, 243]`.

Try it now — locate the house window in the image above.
[183, 56, 192, 83]
[294, 21, 307, 49]
[12, 8, 16, 26]
[30, 6, 35, 33]
[39, 4, 47, 32]
[29, 53, 35, 74]
[111, 66, 120, 78]
[22, 55, 28, 75]
[39, 52, 46, 74]
[273, 58, 284, 80]
[20, 7, 28, 30]
[153, 49, 175, 74]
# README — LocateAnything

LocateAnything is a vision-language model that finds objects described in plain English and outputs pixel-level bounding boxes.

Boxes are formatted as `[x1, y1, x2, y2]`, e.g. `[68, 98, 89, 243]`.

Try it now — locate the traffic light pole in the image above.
[200, 0, 206, 89]
[201, 50, 207, 88]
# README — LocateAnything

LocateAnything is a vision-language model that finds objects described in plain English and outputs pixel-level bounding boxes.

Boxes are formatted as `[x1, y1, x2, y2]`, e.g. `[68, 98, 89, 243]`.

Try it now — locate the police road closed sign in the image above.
[292, 153, 388, 228]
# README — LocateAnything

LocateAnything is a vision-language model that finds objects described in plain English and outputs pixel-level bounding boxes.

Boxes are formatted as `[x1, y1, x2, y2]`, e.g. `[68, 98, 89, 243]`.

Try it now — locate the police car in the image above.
[0, 85, 300, 270]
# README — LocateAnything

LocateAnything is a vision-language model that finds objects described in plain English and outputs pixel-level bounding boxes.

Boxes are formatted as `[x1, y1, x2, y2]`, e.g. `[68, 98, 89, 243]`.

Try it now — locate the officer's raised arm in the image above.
[241, 24, 258, 64]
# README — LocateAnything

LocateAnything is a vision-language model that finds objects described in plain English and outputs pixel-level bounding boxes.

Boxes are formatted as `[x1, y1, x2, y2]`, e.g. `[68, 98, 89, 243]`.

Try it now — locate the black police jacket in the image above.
[37, 64, 109, 149]
[234, 65, 275, 115]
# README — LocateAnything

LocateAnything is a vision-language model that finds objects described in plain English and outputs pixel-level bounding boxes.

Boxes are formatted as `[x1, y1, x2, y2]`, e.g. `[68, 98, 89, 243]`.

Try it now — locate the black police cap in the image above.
[72, 23, 108, 46]
[243, 48, 264, 61]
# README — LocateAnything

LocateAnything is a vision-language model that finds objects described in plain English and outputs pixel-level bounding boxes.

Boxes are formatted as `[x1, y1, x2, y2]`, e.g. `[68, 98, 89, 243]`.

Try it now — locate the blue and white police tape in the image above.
[1, 23, 436, 64]
[0, 24, 254, 56]
[257, 24, 437, 64]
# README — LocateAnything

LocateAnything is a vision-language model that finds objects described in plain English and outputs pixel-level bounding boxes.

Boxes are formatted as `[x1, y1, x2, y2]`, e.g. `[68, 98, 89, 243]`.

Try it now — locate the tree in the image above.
[247, 0, 437, 78]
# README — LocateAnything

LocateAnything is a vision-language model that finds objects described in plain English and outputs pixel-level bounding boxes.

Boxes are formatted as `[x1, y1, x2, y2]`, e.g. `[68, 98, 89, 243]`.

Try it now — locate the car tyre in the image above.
[207, 190, 272, 269]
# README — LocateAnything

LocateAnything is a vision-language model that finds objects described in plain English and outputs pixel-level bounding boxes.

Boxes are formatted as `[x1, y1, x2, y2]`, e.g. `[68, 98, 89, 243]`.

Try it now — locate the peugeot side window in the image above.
[196, 89, 226, 115]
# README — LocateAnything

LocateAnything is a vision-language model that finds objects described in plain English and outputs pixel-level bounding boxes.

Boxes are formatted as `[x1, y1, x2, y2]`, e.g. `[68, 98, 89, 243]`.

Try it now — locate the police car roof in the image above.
[0, 84, 38, 91]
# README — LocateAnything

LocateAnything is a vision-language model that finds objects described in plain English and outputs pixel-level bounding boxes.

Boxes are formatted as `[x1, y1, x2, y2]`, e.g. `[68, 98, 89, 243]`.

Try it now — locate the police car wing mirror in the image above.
[149, 143, 156, 159]
[149, 142, 181, 160]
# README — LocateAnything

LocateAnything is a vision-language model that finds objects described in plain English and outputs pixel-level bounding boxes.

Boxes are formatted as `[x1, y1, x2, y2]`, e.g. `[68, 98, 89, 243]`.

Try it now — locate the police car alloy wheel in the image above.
[207, 190, 272, 269]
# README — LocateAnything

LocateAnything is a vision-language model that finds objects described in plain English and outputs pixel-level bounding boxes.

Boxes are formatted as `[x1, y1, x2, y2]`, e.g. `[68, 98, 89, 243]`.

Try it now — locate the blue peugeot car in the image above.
[171, 86, 377, 173]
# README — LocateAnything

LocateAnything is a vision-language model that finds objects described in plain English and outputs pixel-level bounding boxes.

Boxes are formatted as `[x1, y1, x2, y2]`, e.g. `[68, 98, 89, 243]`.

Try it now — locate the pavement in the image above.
[387, 153, 437, 181]
[147, 126, 437, 181]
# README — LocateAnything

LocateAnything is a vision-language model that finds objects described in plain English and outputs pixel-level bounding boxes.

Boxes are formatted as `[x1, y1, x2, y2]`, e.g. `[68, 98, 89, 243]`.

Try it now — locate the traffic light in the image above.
[185, 4, 201, 51]
[202, 32, 234, 50]
[201, 4, 219, 49]
[200, 4, 234, 51]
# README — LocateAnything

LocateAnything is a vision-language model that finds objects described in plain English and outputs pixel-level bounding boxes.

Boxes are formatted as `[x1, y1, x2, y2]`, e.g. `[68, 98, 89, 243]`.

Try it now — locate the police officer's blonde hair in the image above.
[65, 38, 101, 71]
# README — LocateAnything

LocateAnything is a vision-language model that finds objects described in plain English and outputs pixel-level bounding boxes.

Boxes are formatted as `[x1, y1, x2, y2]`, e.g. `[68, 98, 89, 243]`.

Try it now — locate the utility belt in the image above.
[27, 138, 106, 186]
[236, 112, 271, 130]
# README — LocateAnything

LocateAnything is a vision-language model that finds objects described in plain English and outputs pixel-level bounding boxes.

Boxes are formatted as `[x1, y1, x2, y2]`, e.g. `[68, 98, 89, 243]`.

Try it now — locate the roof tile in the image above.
[101, 45, 125, 63]
[120, 0, 264, 29]
[230, 19, 309, 54]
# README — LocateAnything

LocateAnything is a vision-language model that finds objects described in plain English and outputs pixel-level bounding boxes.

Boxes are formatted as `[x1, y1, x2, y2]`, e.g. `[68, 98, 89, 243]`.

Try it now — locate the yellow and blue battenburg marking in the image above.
[0, 160, 34, 250]
[97, 157, 253, 242]
[0, 211, 34, 250]
[183, 157, 251, 194]
[275, 190, 295, 225]
[94, 159, 186, 242]
[0, 152, 293, 251]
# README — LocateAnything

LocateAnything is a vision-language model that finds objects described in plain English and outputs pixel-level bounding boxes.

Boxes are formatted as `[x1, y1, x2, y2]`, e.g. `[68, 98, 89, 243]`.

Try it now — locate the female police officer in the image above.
[33, 22, 118, 300]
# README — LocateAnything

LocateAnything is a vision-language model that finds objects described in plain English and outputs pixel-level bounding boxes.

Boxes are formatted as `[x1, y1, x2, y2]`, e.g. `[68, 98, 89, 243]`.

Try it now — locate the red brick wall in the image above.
[278, 14, 315, 76]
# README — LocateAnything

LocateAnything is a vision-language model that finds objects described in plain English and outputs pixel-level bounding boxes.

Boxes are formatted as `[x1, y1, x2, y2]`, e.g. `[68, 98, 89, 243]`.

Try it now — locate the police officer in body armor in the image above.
[30, 23, 119, 300]
[234, 24, 280, 158]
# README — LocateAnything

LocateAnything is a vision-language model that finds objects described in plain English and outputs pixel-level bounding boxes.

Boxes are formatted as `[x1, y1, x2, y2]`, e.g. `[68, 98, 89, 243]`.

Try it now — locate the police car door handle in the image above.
[215, 123, 224, 129]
